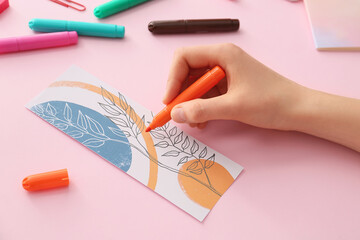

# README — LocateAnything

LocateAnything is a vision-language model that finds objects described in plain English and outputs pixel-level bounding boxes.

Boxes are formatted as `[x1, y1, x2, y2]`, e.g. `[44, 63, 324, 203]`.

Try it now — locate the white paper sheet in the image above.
[26, 66, 243, 221]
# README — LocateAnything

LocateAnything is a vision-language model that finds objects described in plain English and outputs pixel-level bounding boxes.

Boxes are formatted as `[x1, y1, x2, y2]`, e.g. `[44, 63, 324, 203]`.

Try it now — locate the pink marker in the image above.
[0, 31, 78, 54]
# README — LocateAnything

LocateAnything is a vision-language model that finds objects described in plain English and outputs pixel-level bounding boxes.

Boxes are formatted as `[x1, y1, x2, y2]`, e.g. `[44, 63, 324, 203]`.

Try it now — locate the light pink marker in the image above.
[0, 31, 78, 54]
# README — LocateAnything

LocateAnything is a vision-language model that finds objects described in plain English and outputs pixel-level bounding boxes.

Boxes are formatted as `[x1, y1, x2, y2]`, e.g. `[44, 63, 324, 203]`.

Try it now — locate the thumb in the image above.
[171, 96, 230, 124]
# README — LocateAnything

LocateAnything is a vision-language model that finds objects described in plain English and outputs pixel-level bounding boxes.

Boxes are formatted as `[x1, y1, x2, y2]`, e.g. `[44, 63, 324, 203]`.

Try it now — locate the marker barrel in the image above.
[94, 0, 149, 19]
[147, 66, 226, 131]
[0, 31, 78, 54]
[148, 19, 240, 34]
[29, 18, 125, 38]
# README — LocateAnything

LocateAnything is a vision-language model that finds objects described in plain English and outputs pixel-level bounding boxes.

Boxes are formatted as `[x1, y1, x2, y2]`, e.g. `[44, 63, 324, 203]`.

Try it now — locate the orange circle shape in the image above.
[178, 159, 234, 209]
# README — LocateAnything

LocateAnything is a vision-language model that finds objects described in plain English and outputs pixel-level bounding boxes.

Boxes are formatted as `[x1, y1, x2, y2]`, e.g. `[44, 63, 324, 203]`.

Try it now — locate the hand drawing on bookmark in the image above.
[26, 66, 243, 221]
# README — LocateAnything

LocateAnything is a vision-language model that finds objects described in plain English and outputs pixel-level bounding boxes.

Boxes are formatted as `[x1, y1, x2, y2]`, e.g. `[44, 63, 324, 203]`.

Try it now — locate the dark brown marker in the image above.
[148, 19, 240, 34]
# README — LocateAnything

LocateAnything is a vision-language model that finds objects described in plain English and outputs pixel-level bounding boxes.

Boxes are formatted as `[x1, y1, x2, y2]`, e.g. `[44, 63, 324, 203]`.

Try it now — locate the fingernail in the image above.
[171, 107, 186, 123]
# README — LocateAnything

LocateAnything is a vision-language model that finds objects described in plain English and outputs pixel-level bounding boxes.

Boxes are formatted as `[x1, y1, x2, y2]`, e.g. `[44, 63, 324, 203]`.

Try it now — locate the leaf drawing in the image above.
[199, 147, 207, 159]
[34, 100, 137, 175]
[135, 115, 145, 134]
[169, 126, 177, 137]
[63, 103, 72, 122]
[162, 150, 180, 157]
[86, 115, 105, 136]
[190, 141, 199, 155]
[101, 87, 115, 105]
[128, 107, 136, 124]
[46, 119, 55, 124]
[177, 156, 189, 166]
[46, 103, 57, 116]
[149, 118, 219, 191]
[55, 123, 68, 131]
[181, 136, 190, 150]
[123, 131, 131, 137]
[174, 132, 183, 144]
[108, 127, 127, 138]
[34, 105, 44, 114]
[43, 116, 55, 123]
[186, 161, 198, 171]
[107, 116, 128, 128]
[140, 116, 145, 132]
[133, 115, 145, 136]
[132, 122, 139, 136]
[67, 130, 84, 139]
[154, 141, 169, 148]
[82, 138, 105, 148]
[99, 103, 121, 116]
[189, 168, 203, 175]
[77, 110, 87, 130]
[150, 131, 166, 140]
[118, 93, 128, 111]
[205, 154, 215, 169]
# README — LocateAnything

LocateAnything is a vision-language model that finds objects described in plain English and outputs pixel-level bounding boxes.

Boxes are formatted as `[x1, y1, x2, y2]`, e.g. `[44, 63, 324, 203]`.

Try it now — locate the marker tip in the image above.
[145, 127, 151, 132]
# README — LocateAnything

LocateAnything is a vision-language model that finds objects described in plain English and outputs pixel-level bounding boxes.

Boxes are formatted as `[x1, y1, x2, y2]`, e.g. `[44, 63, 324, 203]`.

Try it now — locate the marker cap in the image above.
[115, 25, 125, 38]
[94, 2, 129, 19]
[22, 169, 69, 191]
[0, 0, 9, 14]
[68, 31, 78, 44]
[94, 0, 149, 19]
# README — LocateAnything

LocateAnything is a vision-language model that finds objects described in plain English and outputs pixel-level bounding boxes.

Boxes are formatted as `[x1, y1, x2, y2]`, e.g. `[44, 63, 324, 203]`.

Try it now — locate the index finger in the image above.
[162, 44, 226, 104]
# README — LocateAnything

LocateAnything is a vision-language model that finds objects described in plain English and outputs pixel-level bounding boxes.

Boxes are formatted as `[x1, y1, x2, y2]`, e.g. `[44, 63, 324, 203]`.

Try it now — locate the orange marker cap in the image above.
[22, 169, 69, 191]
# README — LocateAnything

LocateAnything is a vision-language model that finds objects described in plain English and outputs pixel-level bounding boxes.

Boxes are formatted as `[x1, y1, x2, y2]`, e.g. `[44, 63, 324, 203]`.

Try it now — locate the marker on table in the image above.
[0, 31, 78, 54]
[22, 169, 69, 191]
[94, 0, 150, 19]
[148, 19, 240, 34]
[146, 66, 226, 132]
[29, 18, 125, 38]
[50, 0, 86, 11]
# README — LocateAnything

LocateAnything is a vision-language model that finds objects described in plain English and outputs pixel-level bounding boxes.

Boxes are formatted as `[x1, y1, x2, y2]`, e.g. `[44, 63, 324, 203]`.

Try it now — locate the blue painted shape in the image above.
[31, 101, 132, 172]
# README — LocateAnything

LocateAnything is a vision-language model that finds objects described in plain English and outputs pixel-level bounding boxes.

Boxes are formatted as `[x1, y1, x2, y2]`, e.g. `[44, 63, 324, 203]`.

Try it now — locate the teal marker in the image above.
[94, 0, 150, 19]
[29, 19, 125, 38]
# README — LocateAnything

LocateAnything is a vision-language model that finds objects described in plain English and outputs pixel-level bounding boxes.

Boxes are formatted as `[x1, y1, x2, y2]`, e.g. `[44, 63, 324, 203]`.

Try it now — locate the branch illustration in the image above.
[98, 87, 221, 197]
[152, 125, 217, 192]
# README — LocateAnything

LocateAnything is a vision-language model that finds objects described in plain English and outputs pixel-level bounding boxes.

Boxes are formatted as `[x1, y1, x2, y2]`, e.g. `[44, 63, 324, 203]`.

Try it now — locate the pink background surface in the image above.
[1, 0, 360, 239]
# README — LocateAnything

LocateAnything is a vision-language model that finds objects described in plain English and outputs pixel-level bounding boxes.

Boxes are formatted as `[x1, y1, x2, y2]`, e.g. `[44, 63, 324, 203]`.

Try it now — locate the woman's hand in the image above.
[163, 43, 306, 131]
[163, 43, 360, 152]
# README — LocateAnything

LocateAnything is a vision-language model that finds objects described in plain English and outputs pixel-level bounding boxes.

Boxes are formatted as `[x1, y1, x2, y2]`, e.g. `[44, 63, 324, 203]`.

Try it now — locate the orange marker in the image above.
[146, 66, 225, 132]
[22, 169, 69, 191]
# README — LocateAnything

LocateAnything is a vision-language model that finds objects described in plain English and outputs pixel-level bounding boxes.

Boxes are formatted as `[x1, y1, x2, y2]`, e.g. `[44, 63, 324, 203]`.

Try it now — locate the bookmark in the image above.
[26, 66, 243, 221]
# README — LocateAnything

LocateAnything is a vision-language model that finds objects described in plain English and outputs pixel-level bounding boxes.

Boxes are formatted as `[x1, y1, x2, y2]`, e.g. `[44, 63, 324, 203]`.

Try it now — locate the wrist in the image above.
[281, 85, 316, 132]
[285, 86, 335, 134]
[284, 87, 360, 152]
